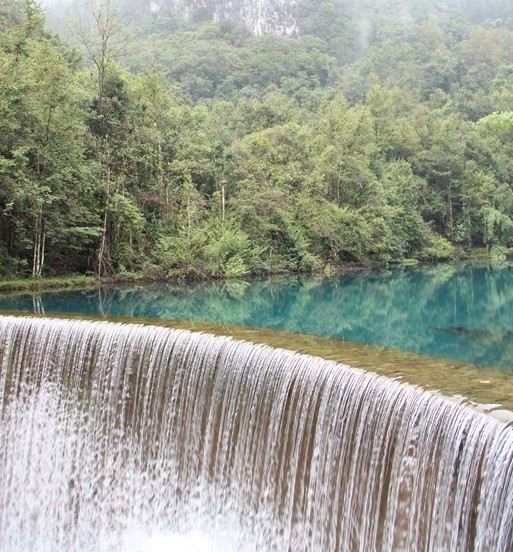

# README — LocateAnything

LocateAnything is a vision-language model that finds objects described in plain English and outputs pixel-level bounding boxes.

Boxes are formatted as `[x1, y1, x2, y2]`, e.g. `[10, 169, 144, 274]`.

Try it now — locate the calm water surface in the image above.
[2, 262, 513, 372]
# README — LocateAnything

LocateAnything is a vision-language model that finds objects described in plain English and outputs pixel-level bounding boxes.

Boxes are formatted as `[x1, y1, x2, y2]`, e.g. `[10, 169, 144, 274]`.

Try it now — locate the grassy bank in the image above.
[0, 275, 101, 293]
[0, 249, 501, 294]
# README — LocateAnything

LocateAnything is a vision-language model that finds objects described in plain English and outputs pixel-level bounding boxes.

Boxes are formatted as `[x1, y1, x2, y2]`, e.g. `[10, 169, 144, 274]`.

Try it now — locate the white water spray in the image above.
[0, 316, 512, 551]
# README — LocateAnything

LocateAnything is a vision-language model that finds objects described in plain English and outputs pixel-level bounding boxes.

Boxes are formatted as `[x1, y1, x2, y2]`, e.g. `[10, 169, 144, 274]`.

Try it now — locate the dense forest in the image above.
[1, 0, 513, 280]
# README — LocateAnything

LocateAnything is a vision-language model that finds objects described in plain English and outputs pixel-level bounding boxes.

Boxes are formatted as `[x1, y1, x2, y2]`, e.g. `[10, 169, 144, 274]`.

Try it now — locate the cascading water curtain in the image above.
[0, 315, 512, 551]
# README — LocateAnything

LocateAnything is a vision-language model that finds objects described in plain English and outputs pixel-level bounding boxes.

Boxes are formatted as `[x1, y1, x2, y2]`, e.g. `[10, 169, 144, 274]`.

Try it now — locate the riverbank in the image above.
[0, 248, 500, 294]
[0, 263, 375, 293]
[0, 275, 101, 293]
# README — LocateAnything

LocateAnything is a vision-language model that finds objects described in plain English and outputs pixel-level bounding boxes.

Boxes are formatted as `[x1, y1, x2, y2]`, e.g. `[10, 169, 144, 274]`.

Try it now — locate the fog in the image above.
[37, 0, 513, 39]
[39, 0, 73, 5]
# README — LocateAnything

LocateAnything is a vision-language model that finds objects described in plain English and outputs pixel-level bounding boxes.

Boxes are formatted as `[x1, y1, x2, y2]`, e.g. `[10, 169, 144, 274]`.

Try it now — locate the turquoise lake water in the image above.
[2, 262, 513, 371]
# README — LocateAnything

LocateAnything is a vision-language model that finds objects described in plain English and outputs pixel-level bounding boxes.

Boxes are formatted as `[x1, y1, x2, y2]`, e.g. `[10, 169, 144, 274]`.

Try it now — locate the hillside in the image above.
[40, 0, 513, 106]
[1, 0, 513, 279]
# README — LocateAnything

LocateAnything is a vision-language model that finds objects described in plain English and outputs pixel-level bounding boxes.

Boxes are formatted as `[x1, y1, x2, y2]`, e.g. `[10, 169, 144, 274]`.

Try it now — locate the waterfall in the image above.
[0, 315, 512, 551]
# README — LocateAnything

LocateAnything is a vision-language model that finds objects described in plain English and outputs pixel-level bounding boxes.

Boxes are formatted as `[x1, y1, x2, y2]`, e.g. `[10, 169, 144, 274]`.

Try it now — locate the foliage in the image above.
[1, 0, 513, 279]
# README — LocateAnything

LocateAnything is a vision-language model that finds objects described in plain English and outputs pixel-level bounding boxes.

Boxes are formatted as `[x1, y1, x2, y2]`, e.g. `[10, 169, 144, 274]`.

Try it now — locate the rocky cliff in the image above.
[144, 0, 299, 35]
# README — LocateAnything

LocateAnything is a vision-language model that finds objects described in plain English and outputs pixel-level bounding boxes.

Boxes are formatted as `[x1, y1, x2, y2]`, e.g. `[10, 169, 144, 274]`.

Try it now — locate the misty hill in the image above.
[131, 0, 299, 35]
[41, 0, 298, 35]
[38, 0, 513, 104]
[40, 0, 513, 37]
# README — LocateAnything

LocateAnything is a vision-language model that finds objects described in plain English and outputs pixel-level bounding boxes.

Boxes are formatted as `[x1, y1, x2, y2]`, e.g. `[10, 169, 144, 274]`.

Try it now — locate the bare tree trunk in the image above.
[32, 205, 45, 278]
[96, 132, 112, 276]
[97, 208, 108, 277]
[32, 227, 39, 279]
[32, 228, 45, 278]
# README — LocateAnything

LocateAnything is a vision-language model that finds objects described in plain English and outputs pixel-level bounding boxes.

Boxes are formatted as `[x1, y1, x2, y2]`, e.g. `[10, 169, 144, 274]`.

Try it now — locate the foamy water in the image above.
[0, 316, 512, 551]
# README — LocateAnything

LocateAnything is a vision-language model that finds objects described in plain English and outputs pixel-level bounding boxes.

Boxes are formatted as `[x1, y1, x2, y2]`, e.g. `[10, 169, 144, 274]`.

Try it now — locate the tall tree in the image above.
[72, 0, 126, 275]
